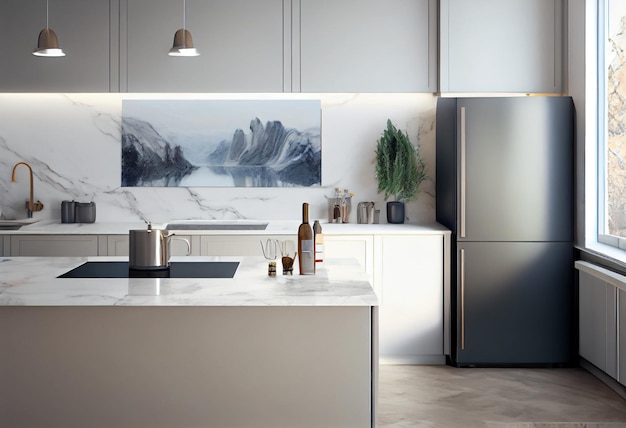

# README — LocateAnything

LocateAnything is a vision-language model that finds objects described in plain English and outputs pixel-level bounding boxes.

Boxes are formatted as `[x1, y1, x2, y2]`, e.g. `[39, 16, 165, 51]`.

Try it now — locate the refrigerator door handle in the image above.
[460, 248, 466, 350]
[460, 106, 466, 238]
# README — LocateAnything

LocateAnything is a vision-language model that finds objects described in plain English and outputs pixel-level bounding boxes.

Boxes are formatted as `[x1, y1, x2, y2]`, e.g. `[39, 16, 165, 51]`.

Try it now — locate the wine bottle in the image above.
[298, 203, 315, 275]
[313, 220, 324, 265]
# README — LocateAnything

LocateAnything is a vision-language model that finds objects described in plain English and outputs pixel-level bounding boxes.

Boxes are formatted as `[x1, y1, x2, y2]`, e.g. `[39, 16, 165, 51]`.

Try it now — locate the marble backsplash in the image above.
[0, 93, 437, 224]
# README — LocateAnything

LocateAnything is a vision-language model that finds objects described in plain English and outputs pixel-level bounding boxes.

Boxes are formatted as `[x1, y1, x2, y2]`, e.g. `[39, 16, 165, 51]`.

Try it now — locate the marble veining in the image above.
[0, 256, 378, 307]
[0, 93, 437, 224]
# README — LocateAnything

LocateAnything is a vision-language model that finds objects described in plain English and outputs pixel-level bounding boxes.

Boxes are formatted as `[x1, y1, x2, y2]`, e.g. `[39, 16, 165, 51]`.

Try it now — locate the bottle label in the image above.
[301, 239, 313, 252]
[300, 239, 315, 274]
[315, 243, 324, 263]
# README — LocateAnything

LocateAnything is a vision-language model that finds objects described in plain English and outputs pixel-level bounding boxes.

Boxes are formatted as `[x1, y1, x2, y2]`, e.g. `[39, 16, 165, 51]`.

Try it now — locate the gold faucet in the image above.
[11, 162, 44, 218]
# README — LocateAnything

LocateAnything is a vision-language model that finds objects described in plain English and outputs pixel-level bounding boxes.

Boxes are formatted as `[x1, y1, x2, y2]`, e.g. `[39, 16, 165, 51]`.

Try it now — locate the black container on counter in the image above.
[61, 200, 76, 223]
[75, 202, 96, 223]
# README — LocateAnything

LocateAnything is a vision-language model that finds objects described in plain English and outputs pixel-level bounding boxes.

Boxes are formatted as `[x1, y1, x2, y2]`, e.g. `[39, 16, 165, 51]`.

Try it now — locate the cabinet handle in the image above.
[460, 107, 466, 238]
[460, 248, 465, 350]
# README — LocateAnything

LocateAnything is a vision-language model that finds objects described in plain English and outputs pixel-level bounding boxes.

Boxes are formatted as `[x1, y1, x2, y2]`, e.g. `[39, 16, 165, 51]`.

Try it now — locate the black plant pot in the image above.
[386, 201, 405, 224]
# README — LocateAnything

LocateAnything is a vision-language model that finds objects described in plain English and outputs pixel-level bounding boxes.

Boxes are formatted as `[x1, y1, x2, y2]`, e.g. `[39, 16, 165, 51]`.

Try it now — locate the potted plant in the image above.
[375, 119, 427, 224]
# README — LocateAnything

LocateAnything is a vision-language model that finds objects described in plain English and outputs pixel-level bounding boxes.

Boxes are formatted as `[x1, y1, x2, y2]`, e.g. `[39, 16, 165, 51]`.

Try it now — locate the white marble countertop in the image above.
[0, 256, 378, 307]
[0, 219, 450, 236]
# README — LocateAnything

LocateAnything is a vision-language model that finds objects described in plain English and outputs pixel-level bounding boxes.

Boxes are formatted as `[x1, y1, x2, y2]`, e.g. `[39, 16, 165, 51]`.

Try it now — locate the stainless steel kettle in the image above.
[129, 223, 190, 270]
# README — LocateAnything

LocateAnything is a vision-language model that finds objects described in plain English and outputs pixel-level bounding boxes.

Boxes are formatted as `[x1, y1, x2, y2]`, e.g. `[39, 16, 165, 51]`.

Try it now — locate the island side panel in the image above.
[0, 306, 373, 428]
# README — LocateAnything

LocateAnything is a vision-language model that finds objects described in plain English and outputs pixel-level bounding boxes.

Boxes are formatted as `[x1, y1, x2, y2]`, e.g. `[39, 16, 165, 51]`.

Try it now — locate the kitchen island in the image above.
[0, 256, 378, 428]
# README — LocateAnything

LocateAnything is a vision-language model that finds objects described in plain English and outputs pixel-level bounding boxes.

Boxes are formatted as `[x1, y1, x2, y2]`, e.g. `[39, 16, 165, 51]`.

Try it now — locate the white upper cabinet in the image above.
[0, 0, 112, 92]
[122, 0, 285, 92]
[439, 0, 563, 93]
[295, 0, 437, 93]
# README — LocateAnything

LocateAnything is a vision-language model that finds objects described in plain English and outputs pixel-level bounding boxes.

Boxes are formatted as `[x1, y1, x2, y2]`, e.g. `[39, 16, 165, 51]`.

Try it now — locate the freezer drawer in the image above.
[455, 241, 573, 366]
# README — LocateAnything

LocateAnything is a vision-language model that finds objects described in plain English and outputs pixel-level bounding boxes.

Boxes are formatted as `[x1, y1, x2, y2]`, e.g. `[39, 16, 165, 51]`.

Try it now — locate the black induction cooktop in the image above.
[58, 261, 239, 279]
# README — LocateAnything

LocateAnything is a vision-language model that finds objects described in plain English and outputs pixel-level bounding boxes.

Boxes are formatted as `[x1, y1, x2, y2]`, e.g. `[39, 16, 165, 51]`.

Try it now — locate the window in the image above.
[598, 0, 626, 252]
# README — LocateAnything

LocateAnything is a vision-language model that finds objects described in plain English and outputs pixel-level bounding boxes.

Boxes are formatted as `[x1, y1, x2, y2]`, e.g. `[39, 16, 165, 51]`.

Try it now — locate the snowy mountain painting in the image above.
[121, 99, 321, 187]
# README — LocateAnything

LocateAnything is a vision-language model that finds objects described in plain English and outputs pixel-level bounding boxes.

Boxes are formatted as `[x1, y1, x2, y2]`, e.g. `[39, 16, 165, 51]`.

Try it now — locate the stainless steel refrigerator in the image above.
[436, 97, 574, 366]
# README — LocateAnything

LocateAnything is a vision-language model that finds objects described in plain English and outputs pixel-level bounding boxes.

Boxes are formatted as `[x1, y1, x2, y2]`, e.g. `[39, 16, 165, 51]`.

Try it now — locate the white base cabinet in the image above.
[10, 235, 99, 257]
[200, 235, 297, 256]
[325, 233, 446, 364]
[375, 235, 444, 364]
[323, 235, 374, 285]
[7, 229, 448, 365]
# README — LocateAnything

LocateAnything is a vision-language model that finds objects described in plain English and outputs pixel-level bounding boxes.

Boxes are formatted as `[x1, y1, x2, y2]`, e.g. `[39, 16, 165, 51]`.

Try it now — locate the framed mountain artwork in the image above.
[121, 99, 321, 187]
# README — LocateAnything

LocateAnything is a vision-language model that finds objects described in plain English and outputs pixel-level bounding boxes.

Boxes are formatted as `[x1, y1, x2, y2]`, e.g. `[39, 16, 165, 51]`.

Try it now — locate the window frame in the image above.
[597, 0, 626, 253]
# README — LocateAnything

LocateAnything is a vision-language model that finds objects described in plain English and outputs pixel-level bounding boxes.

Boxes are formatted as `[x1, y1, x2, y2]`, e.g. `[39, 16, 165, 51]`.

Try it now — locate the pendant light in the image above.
[33, 0, 65, 57]
[169, 0, 199, 56]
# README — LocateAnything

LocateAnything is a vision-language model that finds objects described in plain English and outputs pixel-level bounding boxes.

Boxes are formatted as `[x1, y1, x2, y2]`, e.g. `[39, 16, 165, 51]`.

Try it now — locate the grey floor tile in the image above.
[378, 366, 626, 428]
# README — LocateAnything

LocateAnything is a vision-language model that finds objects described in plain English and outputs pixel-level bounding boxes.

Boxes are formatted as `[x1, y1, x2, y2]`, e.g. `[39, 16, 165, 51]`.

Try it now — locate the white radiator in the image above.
[576, 260, 626, 291]
[575, 260, 626, 380]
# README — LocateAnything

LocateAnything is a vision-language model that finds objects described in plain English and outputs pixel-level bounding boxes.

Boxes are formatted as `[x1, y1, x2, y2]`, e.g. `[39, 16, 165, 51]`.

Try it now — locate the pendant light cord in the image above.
[46, 0, 49, 30]
[182, 0, 187, 47]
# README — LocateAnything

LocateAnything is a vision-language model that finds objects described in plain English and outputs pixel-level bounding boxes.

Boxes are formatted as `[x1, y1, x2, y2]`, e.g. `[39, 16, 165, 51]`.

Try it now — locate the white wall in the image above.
[0, 93, 437, 224]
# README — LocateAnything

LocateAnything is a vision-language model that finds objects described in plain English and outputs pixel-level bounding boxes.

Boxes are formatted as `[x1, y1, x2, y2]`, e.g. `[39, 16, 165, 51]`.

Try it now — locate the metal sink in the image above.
[0, 224, 22, 230]
[0, 219, 40, 230]
[164, 220, 269, 231]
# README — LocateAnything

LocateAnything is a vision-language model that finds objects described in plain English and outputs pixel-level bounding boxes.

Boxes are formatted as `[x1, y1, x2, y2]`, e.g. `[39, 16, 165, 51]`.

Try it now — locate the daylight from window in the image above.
[604, 0, 626, 240]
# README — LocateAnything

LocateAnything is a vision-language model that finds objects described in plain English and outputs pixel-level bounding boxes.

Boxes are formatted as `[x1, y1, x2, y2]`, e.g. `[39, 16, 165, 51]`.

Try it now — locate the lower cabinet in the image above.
[375, 235, 444, 364]
[10, 235, 99, 257]
[323, 235, 374, 285]
[200, 235, 296, 256]
[8, 230, 448, 365]
[325, 233, 446, 364]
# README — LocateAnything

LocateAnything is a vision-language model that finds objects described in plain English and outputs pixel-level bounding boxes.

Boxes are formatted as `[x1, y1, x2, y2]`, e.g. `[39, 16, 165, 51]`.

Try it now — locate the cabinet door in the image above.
[440, 0, 562, 93]
[323, 235, 373, 285]
[10, 235, 99, 256]
[200, 235, 296, 256]
[456, 242, 572, 365]
[0, 0, 111, 92]
[123, 0, 284, 92]
[377, 235, 443, 363]
[298, 0, 437, 92]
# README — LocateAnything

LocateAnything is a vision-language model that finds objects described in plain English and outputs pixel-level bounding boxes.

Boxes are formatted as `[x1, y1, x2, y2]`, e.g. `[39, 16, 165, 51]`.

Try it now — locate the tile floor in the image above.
[377, 365, 626, 428]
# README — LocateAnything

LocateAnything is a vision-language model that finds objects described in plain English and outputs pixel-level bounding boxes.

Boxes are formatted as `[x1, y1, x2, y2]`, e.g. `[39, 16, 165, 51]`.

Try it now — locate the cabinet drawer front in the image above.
[11, 235, 98, 257]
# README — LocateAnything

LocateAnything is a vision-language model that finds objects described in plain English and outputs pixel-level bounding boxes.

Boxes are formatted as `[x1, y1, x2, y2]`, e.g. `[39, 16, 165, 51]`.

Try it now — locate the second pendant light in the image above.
[169, 0, 199, 57]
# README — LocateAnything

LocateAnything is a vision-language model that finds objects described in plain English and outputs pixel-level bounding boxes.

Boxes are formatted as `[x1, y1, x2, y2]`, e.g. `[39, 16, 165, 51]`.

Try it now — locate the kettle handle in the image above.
[166, 233, 192, 256]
